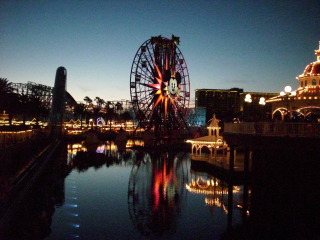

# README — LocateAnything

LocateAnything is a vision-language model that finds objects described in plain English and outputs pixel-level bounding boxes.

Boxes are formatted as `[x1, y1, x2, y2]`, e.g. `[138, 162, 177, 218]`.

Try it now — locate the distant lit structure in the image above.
[186, 107, 206, 127]
[195, 88, 277, 122]
[186, 114, 227, 158]
[267, 41, 320, 121]
[195, 88, 243, 122]
[12, 81, 76, 111]
[240, 92, 278, 121]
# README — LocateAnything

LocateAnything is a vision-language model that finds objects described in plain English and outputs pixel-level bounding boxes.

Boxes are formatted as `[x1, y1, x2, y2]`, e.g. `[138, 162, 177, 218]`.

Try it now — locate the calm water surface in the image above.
[2, 138, 319, 240]
[41, 141, 246, 240]
[3, 139, 319, 240]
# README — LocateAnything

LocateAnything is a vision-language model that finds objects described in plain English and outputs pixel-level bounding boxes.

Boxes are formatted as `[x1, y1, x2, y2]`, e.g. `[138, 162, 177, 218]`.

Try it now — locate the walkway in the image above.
[224, 122, 320, 138]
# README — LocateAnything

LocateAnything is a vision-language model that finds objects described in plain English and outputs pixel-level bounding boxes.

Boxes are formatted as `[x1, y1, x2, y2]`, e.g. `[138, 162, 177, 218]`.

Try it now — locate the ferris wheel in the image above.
[130, 35, 190, 136]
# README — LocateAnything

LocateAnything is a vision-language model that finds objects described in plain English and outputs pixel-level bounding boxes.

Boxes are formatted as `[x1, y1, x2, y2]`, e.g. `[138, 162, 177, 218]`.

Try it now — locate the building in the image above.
[241, 92, 278, 121]
[195, 88, 243, 122]
[267, 41, 320, 121]
[195, 88, 277, 122]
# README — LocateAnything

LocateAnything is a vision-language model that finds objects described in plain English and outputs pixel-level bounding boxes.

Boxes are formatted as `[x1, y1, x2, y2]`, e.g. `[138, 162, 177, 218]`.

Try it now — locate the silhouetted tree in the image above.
[105, 101, 116, 130]
[94, 97, 105, 125]
[120, 111, 132, 130]
[0, 78, 21, 125]
[83, 96, 93, 124]
[73, 103, 86, 127]
[18, 93, 30, 125]
[0, 78, 14, 112]
[29, 95, 48, 125]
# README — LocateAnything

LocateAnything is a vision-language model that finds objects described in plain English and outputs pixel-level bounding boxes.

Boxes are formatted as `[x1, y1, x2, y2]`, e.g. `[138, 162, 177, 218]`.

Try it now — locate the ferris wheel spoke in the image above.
[142, 52, 155, 71]
[137, 57, 154, 77]
[135, 68, 155, 85]
[137, 71, 154, 85]
[138, 95, 154, 108]
[135, 88, 153, 95]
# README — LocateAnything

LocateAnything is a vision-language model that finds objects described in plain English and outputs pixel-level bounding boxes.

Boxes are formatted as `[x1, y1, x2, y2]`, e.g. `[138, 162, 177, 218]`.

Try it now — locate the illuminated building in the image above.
[186, 114, 228, 158]
[195, 88, 277, 122]
[267, 41, 320, 121]
[195, 88, 243, 121]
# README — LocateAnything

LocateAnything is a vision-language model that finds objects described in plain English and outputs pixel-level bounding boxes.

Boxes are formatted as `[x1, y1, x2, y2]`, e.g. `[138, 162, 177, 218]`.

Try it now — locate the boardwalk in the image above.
[224, 122, 320, 138]
[190, 152, 249, 172]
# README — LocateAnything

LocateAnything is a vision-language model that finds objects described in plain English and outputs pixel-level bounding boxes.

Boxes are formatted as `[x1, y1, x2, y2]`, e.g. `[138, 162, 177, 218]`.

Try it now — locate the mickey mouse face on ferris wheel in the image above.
[168, 78, 178, 95]
[167, 72, 182, 97]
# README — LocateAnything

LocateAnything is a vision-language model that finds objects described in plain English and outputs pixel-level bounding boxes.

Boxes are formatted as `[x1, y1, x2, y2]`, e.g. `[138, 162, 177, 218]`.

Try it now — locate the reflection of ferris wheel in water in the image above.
[128, 152, 189, 237]
[130, 35, 190, 136]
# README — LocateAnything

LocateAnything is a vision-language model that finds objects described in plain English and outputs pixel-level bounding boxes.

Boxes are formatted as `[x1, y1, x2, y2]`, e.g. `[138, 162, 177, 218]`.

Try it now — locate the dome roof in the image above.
[302, 61, 320, 76]
[299, 42, 320, 77]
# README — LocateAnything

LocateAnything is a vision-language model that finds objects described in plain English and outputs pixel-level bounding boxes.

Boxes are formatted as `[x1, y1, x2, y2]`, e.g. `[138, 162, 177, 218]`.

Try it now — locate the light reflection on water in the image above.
[0, 141, 248, 240]
[47, 141, 247, 240]
[2, 140, 319, 240]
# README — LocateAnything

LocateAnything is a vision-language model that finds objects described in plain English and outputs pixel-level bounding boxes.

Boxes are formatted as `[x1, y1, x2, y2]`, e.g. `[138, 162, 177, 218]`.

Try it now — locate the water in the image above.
[4, 139, 319, 240]
[50, 142, 245, 240]
[1, 141, 248, 240]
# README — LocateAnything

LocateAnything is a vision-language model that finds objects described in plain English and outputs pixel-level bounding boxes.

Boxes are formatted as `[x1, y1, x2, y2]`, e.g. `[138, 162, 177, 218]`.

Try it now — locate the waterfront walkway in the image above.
[224, 122, 320, 138]
[190, 152, 248, 172]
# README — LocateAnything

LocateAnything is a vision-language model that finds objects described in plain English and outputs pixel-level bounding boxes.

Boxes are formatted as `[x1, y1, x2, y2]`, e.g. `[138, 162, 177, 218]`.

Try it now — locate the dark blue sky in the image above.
[1, 0, 319, 103]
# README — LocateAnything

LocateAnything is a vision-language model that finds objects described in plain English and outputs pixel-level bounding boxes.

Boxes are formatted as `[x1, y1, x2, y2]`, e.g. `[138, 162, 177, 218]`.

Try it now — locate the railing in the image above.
[224, 122, 320, 138]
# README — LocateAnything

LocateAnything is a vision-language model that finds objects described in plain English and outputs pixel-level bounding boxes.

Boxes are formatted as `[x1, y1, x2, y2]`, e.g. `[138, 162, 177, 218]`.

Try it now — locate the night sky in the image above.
[1, 0, 319, 103]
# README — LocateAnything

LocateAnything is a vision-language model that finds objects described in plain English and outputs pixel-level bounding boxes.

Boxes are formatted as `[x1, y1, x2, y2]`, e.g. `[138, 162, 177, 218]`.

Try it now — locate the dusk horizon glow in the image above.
[1, 0, 319, 103]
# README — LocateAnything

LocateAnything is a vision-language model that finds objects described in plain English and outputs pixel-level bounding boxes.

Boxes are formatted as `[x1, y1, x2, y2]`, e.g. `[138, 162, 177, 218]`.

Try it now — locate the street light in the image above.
[280, 86, 292, 120]
[258, 97, 266, 120]
[284, 85, 292, 93]
[259, 97, 266, 105]
[244, 94, 252, 103]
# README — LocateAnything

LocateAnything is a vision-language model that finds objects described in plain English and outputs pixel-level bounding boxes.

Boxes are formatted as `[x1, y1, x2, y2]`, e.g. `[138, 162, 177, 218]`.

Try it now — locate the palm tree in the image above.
[83, 96, 93, 125]
[6, 92, 20, 125]
[93, 97, 105, 125]
[18, 93, 30, 125]
[120, 111, 132, 130]
[28, 95, 45, 126]
[83, 96, 92, 106]
[0, 78, 20, 125]
[0, 78, 14, 112]
[94, 97, 105, 108]
[105, 101, 116, 130]
[73, 103, 85, 127]
[115, 102, 123, 115]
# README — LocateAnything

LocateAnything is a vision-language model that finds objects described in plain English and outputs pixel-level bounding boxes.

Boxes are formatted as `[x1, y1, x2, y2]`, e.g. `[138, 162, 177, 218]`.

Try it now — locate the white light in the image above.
[259, 97, 266, 105]
[284, 86, 292, 93]
[244, 94, 252, 103]
[280, 91, 285, 96]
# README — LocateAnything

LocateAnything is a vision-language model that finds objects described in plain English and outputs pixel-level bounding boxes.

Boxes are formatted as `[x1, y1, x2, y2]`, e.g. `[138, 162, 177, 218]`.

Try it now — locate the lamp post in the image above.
[259, 97, 266, 120]
[244, 94, 252, 103]
[280, 86, 292, 120]
[244, 94, 252, 121]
